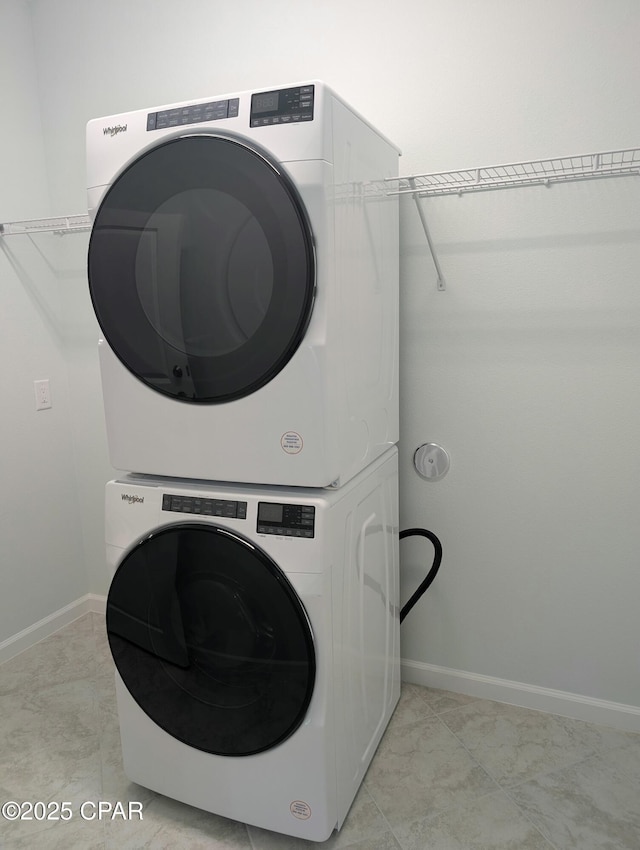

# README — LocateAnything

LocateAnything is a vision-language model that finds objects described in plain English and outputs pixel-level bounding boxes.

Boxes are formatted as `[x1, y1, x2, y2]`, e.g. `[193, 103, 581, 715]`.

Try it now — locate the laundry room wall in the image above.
[16, 0, 640, 722]
[0, 0, 86, 649]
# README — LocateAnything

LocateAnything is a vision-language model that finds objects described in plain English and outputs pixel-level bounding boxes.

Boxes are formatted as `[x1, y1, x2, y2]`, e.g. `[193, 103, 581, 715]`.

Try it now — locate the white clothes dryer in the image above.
[87, 81, 399, 488]
[104, 447, 400, 842]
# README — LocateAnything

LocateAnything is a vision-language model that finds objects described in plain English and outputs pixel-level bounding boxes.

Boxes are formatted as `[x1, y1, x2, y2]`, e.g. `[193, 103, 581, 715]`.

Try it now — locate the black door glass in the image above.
[88, 135, 315, 403]
[106, 524, 316, 757]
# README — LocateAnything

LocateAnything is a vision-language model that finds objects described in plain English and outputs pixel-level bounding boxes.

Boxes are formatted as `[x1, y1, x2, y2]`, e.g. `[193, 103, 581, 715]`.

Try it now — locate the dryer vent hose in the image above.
[399, 528, 443, 623]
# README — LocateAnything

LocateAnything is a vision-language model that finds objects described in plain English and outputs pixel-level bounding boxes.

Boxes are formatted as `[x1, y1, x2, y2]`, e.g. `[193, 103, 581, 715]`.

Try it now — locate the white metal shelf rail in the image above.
[0, 214, 91, 237]
[1, 147, 638, 290]
[385, 146, 640, 290]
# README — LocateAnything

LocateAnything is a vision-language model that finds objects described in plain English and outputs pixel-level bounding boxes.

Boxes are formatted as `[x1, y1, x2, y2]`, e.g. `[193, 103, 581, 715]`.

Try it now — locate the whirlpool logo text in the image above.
[103, 124, 127, 137]
[121, 494, 144, 505]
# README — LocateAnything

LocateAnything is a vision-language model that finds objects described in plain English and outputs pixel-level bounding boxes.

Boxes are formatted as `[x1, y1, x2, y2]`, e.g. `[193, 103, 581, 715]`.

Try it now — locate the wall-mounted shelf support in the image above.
[388, 146, 640, 290]
[0, 214, 91, 237]
[408, 178, 446, 291]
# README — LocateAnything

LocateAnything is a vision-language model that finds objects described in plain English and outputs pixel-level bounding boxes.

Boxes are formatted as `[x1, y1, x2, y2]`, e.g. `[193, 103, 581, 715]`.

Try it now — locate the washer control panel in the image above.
[250, 85, 314, 127]
[257, 502, 315, 538]
[162, 494, 247, 519]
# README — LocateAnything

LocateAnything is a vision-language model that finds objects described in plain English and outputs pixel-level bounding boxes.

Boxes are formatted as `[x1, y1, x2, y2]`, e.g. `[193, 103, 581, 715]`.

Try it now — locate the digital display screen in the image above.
[250, 86, 314, 127]
[258, 503, 283, 523]
[252, 92, 280, 114]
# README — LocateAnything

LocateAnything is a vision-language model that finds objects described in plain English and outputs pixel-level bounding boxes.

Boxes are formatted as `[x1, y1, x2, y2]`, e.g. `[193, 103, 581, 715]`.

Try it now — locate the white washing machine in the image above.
[87, 81, 400, 488]
[105, 447, 399, 842]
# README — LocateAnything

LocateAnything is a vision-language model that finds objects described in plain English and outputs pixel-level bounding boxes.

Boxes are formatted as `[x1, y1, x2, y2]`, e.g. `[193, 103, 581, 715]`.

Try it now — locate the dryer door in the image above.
[106, 523, 316, 756]
[88, 134, 315, 403]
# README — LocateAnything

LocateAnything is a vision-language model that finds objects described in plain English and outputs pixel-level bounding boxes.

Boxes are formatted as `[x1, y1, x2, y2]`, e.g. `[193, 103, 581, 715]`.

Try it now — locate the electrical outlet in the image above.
[34, 379, 52, 411]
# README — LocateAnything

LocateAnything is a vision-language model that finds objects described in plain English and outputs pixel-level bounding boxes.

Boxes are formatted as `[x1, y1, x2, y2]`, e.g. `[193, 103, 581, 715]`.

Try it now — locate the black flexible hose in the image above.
[399, 528, 443, 623]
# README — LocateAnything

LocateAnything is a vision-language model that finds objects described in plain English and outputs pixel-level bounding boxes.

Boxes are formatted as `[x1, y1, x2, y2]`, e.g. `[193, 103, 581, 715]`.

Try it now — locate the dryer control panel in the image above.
[257, 502, 315, 538]
[147, 98, 240, 131]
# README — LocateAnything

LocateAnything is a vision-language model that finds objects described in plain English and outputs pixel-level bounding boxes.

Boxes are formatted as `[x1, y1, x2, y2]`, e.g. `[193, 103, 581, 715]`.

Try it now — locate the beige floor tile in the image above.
[439, 698, 605, 785]
[364, 714, 497, 827]
[341, 833, 401, 849]
[103, 794, 253, 849]
[1, 814, 106, 850]
[508, 752, 640, 849]
[386, 683, 436, 728]
[394, 790, 554, 850]
[597, 734, 640, 784]
[0, 615, 96, 696]
[415, 685, 483, 715]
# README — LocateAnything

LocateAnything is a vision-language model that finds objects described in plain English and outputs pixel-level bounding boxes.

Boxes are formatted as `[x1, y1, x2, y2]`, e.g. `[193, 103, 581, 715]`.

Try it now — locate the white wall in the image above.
[4, 0, 639, 714]
[0, 0, 86, 643]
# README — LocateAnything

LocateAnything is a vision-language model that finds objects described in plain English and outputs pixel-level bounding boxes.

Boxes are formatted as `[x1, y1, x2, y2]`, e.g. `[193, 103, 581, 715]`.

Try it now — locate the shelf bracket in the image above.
[408, 178, 445, 291]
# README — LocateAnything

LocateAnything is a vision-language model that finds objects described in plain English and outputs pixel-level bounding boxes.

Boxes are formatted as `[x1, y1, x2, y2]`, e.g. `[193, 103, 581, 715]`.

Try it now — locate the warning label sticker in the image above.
[290, 800, 312, 820]
[281, 431, 303, 455]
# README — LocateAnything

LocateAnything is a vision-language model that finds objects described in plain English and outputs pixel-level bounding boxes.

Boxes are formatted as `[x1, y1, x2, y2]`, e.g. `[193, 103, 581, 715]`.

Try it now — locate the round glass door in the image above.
[88, 134, 315, 403]
[106, 524, 316, 756]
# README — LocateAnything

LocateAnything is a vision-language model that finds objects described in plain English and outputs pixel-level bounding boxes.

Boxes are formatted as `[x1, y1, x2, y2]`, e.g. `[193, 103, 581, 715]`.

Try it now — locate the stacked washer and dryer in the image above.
[86, 81, 400, 842]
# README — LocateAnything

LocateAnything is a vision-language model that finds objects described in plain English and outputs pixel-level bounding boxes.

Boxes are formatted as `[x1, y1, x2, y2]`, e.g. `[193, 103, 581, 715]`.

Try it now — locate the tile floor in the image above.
[1, 613, 639, 849]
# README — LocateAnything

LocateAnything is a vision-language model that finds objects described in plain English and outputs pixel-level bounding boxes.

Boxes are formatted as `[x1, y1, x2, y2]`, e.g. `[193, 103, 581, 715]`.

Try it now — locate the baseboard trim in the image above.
[401, 658, 640, 733]
[0, 594, 107, 665]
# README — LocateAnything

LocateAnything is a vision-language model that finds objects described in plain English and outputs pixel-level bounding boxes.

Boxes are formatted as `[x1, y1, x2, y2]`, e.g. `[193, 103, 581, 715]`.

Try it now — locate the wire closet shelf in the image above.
[0, 147, 637, 244]
[386, 147, 640, 197]
[0, 214, 92, 237]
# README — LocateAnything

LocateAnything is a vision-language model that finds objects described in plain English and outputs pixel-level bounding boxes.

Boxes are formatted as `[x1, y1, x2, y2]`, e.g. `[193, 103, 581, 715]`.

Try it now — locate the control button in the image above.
[147, 113, 157, 131]
[237, 502, 247, 519]
[162, 494, 171, 510]
[300, 86, 314, 95]
[228, 98, 239, 117]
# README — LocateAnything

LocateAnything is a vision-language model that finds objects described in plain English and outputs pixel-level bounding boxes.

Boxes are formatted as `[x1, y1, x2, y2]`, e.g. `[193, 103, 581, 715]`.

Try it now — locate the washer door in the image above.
[88, 134, 315, 403]
[106, 524, 316, 756]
